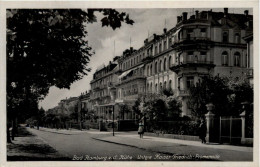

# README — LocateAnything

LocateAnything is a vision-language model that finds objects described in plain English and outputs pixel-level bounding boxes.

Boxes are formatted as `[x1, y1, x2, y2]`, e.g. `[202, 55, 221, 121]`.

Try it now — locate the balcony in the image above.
[170, 61, 215, 74]
[172, 37, 211, 51]
[120, 75, 146, 85]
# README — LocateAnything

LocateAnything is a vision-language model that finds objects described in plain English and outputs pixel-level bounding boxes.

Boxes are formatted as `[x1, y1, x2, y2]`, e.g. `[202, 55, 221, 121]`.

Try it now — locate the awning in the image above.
[118, 70, 132, 79]
[173, 28, 181, 37]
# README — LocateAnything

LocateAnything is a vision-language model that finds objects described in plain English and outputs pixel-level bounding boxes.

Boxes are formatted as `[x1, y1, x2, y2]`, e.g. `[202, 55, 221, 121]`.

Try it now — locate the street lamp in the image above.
[112, 105, 115, 136]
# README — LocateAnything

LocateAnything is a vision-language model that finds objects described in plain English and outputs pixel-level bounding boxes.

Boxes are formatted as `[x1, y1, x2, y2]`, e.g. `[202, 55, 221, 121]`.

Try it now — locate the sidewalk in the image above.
[7, 127, 70, 161]
[92, 133, 253, 161]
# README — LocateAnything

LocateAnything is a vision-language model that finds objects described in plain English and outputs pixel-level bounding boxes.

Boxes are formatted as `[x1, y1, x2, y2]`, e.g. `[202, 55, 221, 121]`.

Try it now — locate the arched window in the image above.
[150, 83, 153, 92]
[160, 82, 162, 92]
[159, 43, 162, 53]
[155, 84, 158, 93]
[223, 32, 228, 43]
[123, 63, 125, 70]
[168, 56, 172, 68]
[234, 52, 240, 67]
[155, 46, 158, 55]
[150, 64, 153, 75]
[147, 83, 149, 92]
[155, 62, 158, 73]
[131, 59, 133, 66]
[221, 51, 228, 66]
[159, 60, 162, 72]
[164, 58, 167, 71]
[134, 58, 136, 65]
[164, 40, 167, 50]
[164, 81, 167, 90]
[235, 33, 240, 43]
[137, 56, 139, 63]
[169, 80, 172, 89]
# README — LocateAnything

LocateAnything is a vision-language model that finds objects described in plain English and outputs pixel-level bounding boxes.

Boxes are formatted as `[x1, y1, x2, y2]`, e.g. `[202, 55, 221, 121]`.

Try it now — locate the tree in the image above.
[187, 76, 231, 118]
[6, 9, 134, 142]
[166, 96, 182, 120]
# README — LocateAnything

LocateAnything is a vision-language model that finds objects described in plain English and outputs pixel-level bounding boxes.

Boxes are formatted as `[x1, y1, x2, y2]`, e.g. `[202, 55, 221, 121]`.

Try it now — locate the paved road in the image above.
[28, 128, 172, 161]
[27, 128, 252, 161]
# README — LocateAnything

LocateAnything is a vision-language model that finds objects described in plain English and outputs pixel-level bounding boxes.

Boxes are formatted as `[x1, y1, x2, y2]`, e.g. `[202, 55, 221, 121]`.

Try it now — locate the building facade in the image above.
[89, 8, 253, 120]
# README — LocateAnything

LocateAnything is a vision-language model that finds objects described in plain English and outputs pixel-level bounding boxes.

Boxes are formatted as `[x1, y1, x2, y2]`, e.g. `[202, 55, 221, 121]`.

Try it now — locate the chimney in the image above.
[224, 8, 228, 17]
[182, 12, 188, 21]
[177, 16, 181, 23]
[244, 10, 249, 16]
[195, 10, 199, 19]
[163, 28, 167, 33]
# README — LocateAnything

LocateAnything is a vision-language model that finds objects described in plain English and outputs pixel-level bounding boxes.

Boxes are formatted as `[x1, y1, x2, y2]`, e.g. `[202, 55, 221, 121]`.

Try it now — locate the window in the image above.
[234, 52, 240, 67]
[159, 60, 162, 72]
[159, 43, 162, 53]
[169, 38, 172, 46]
[155, 46, 158, 55]
[200, 51, 207, 62]
[164, 81, 167, 90]
[147, 83, 149, 91]
[235, 33, 240, 43]
[134, 58, 136, 65]
[137, 56, 139, 63]
[188, 51, 194, 62]
[169, 80, 172, 89]
[160, 83, 162, 92]
[139, 55, 142, 61]
[155, 84, 158, 93]
[186, 76, 194, 89]
[150, 64, 153, 75]
[150, 83, 153, 92]
[222, 51, 228, 66]
[147, 65, 149, 76]
[168, 56, 172, 68]
[164, 40, 167, 50]
[201, 28, 206, 37]
[164, 58, 167, 71]
[223, 32, 228, 43]
[131, 59, 133, 66]
[155, 62, 158, 73]
[187, 29, 193, 40]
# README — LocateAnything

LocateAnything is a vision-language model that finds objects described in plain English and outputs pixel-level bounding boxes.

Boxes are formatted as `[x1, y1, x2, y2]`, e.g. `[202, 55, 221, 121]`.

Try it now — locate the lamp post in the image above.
[112, 105, 115, 136]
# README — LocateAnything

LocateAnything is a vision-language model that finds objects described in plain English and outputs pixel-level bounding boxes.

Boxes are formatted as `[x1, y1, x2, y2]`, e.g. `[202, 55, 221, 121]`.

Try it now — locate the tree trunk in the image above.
[11, 120, 15, 140]
[7, 124, 12, 143]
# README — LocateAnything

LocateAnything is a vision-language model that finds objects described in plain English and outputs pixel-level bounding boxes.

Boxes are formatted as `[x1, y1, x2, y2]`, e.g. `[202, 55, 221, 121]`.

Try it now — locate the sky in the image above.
[38, 8, 252, 110]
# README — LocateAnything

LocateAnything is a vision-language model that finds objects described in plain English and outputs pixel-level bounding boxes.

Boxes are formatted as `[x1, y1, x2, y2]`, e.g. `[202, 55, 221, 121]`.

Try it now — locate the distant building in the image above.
[89, 8, 253, 120]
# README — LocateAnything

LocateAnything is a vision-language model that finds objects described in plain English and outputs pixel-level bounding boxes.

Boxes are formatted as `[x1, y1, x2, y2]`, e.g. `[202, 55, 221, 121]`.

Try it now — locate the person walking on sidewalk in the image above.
[138, 121, 144, 139]
[198, 118, 207, 144]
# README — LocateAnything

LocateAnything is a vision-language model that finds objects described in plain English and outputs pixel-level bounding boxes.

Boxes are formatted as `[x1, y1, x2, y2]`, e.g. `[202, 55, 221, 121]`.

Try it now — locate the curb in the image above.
[92, 137, 177, 156]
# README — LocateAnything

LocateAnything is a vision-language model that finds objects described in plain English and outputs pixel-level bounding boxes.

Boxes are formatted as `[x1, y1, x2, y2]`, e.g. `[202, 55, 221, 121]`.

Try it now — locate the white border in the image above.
[0, 1, 259, 167]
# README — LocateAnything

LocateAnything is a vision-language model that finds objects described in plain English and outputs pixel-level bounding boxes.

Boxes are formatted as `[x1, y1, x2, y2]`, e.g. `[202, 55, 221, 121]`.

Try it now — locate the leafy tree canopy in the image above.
[7, 9, 134, 119]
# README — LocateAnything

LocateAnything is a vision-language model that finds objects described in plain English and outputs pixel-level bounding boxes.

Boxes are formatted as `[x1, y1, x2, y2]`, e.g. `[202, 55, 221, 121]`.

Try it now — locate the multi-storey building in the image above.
[89, 8, 253, 120]
[169, 8, 253, 114]
[90, 57, 120, 121]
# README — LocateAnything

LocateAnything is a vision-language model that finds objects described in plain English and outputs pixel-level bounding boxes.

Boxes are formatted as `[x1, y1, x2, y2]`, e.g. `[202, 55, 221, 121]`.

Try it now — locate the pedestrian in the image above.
[198, 118, 207, 144]
[138, 121, 144, 139]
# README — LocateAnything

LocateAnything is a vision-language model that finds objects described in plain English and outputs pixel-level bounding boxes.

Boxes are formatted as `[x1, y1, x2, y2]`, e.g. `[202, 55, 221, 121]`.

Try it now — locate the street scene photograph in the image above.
[4, 5, 256, 164]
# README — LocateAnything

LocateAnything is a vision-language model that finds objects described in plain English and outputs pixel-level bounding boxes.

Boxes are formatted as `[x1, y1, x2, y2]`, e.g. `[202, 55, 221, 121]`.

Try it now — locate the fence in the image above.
[219, 116, 242, 144]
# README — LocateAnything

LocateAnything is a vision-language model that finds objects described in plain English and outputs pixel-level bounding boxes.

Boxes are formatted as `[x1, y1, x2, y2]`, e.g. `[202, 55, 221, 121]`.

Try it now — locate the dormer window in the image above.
[223, 31, 228, 43]
[235, 33, 240, 43]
